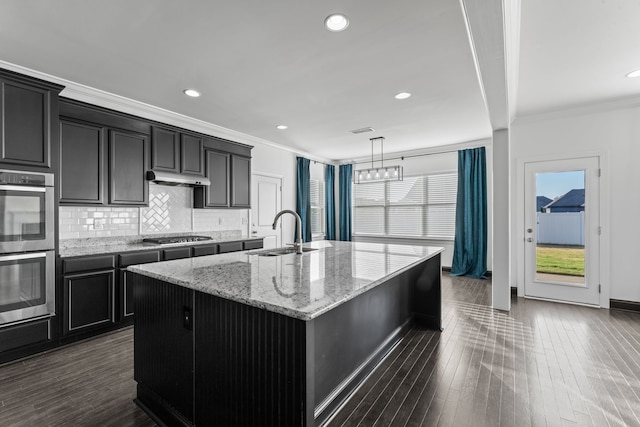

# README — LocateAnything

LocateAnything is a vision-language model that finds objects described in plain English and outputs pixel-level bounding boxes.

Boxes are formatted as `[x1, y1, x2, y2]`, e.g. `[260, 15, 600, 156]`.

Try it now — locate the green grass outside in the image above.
[536, 245, 585, 277]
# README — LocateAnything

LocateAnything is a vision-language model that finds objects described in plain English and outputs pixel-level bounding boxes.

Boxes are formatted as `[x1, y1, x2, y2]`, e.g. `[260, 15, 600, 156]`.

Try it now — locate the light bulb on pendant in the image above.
[358, 172, 363, 181]
[375, 170, 380, 179]
[394, 169, 398, 177]
[366, 171, 371, 180]
[384, 169, 389, 178]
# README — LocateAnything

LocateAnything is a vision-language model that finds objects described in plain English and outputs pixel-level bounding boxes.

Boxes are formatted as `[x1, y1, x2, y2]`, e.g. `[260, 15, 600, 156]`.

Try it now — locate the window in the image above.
[310, 178, 325, 235]
[353, 173, 457, 240]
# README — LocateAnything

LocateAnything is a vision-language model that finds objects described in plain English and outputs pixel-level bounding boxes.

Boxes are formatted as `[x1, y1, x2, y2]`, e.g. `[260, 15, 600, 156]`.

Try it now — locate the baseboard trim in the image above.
[442, 266, 492, 277]
[610, 299, 640, 313]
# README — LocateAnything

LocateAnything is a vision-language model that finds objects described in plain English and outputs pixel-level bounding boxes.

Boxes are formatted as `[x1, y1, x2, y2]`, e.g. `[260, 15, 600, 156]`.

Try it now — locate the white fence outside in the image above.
[537, 212, 585, 246]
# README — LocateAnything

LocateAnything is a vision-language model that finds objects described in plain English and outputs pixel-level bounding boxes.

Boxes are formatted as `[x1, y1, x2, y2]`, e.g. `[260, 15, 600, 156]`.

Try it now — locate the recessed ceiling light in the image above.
[276, 125, 288, 130]
[183, 89, 200, 97]
[395, 92, 412, 100]
[324, 13, 349, 32]
[626, 69, 640, 78]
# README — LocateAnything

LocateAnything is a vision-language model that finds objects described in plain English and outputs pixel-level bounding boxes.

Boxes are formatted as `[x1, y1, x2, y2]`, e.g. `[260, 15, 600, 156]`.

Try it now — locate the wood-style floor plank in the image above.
[1, 273, 640, 427]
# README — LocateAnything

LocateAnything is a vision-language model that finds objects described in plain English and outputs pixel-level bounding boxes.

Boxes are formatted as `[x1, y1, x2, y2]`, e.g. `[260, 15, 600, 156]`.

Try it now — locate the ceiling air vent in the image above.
[349, 127, 375, 135]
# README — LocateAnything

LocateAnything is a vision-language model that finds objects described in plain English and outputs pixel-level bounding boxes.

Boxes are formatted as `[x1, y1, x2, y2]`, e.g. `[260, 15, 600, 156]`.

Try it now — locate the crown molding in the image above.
[516, 95, 640, 125]
[0, 60, 332, 163]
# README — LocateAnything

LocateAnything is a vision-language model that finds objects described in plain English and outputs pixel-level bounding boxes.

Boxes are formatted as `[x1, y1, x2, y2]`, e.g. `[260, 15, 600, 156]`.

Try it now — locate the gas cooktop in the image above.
[142, 235, 212, 245]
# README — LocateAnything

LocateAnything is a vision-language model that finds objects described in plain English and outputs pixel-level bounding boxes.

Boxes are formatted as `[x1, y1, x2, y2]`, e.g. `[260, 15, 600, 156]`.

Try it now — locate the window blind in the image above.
[310, 179, 325, 234]
[353, 172, 457, 240]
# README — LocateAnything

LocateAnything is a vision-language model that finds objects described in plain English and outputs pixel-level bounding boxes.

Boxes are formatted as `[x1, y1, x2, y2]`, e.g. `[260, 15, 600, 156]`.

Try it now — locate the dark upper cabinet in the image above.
[194, 151, 250, 209]
[151, 126, 203, 176]
[0, 70, 63, 169]
[109, 129, 149, 205]
[150, 126, 179, 173]
[194, 150, 229, 208]
[181, 133, 204, 176]
[231, 155, 251, 208]
[59, 120, 104, 204]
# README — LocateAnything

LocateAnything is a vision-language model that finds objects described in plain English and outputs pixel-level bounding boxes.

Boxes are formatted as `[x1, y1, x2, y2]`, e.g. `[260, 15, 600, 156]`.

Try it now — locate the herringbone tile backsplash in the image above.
[141, 185, 192, 233]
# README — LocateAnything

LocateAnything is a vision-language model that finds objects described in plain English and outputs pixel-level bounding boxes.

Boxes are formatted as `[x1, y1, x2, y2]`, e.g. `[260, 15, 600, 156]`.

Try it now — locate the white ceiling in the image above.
[1, 1, 639, 161]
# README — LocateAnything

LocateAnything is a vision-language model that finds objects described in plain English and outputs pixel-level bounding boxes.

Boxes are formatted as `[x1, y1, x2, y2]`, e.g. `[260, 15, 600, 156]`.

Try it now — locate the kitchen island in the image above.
[128, 241, 443, 427]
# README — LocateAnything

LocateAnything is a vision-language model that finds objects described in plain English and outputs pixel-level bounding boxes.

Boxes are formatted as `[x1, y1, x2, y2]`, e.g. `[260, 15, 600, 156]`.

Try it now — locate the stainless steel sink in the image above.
[252, 247, 318, 257]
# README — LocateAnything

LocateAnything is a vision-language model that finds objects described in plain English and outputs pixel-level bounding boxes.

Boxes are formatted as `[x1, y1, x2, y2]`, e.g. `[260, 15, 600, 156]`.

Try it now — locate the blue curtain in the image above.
[325, 164, 336, 240]
[338, 164, 352, 241]
[451, 147, 487, 279]
[296, 157, 312, 243]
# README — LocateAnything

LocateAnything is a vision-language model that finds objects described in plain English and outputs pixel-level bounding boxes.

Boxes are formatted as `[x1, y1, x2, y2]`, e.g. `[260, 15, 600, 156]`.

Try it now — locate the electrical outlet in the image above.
[93, 219, 104, 230]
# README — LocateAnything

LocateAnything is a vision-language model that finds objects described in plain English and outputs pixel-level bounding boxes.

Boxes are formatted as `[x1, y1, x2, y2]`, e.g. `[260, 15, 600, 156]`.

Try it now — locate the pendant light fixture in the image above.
[353, 136, 403, 184]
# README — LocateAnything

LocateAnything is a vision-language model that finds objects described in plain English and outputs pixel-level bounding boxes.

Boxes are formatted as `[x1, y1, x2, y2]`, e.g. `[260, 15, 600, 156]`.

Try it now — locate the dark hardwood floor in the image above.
[1, 274, 639, 426]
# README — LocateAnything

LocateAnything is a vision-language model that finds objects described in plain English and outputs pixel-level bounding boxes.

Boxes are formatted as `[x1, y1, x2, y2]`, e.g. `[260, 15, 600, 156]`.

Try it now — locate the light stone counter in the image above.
[128, 240, 443, 320]
[58, 231, 254, 258]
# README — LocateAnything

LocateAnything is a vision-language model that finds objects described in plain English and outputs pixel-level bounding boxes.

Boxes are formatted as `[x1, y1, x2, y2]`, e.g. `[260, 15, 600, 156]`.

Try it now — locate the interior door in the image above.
[524, 157, 600, 305]
[250, 174, 282, 249]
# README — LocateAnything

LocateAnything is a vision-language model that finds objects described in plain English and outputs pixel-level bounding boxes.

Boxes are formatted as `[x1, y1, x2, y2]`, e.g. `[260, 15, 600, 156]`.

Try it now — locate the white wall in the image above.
[511, 103, 640, 303]
[250, 142, 298, 245]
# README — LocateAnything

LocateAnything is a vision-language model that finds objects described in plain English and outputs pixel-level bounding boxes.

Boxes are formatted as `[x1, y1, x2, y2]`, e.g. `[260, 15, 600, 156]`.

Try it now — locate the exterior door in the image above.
[524, 157, 600, 305]
[250, 173, 282, 249]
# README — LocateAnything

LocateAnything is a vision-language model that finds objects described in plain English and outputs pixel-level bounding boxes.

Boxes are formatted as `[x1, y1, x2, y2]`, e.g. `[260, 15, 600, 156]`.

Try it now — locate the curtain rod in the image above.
[350, 145, 484, 166]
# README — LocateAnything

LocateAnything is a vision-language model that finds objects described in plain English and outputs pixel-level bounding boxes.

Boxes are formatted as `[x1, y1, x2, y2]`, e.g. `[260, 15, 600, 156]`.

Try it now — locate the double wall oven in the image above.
[0, 169, 55, 326]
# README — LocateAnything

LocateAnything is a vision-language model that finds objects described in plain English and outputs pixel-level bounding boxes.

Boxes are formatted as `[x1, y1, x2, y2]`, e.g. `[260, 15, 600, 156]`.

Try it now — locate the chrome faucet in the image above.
[272, 209, 303, 254]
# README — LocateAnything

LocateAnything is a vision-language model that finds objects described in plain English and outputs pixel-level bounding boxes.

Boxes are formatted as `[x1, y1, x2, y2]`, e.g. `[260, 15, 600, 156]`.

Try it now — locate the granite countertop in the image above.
[128, 240, 444, 321]
[58, 232, 259, 258]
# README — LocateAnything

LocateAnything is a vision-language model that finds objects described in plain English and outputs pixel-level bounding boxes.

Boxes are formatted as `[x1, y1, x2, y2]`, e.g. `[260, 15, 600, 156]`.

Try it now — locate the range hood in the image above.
[146, 171, 210, 187]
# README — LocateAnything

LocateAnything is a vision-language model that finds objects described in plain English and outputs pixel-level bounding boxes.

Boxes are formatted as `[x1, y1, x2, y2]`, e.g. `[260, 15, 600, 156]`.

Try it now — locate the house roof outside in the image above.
[544, 189, 585, 210]
[536, 196, 552, 212]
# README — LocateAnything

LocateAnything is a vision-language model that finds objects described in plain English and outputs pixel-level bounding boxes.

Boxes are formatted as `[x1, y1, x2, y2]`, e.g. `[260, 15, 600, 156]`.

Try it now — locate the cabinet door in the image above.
[151, 127, 179, 172]
[0, 78, 52, 167]
[109, 129, 149, 205]
[59, 120, 105, 204]
[196, 150, 229, 208]
[63, 270, 116, 335]
[181, 133, 203, 175]
[231, 155, 251, 208]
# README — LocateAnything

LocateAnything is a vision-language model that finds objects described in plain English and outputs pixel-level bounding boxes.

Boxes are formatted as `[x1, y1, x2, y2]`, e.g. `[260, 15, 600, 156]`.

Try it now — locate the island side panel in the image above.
[413, 253, 442, 330]
[132, 273, 195, 426]
[311, 256, 438, 426]
[194, 291, 308, 427]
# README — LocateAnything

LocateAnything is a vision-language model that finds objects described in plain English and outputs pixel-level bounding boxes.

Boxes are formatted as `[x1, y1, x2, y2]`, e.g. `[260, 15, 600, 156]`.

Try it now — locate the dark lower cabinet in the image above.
[118, 250, 160, 320]
[62, 255, 117, 336]
[0, 70, 63, 169]
[63, 270, 116, 334]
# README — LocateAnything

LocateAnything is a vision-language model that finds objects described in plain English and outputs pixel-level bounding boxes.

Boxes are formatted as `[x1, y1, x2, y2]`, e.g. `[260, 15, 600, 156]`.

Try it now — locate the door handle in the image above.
[527, 228, 533, 233]
[526, 238, 533, 242]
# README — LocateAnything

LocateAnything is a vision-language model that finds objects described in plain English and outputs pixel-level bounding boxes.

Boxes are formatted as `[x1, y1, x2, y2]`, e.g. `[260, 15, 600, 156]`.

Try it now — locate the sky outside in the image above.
[536, 170, 584, 199]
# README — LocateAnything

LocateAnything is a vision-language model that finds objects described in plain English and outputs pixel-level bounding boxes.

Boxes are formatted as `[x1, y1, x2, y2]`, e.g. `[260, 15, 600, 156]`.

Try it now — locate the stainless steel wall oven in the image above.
[0, 169, 55, 326]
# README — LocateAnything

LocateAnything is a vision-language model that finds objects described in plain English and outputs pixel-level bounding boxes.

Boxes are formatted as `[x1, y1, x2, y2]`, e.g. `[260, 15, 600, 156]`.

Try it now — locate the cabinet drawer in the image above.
[192, 244, 218, 257]
[243, 239, 263, 250]
[218, 241, 243, 254]
[119, 251, 161, 268]
[0, 319, 50, 352]
[63, 255, 116, 274]
[163, 247, 192, 261]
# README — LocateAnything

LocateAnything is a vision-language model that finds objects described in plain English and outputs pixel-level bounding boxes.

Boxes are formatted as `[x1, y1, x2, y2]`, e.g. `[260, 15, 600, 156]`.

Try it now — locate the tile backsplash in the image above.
[59, 184, 248, 240]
